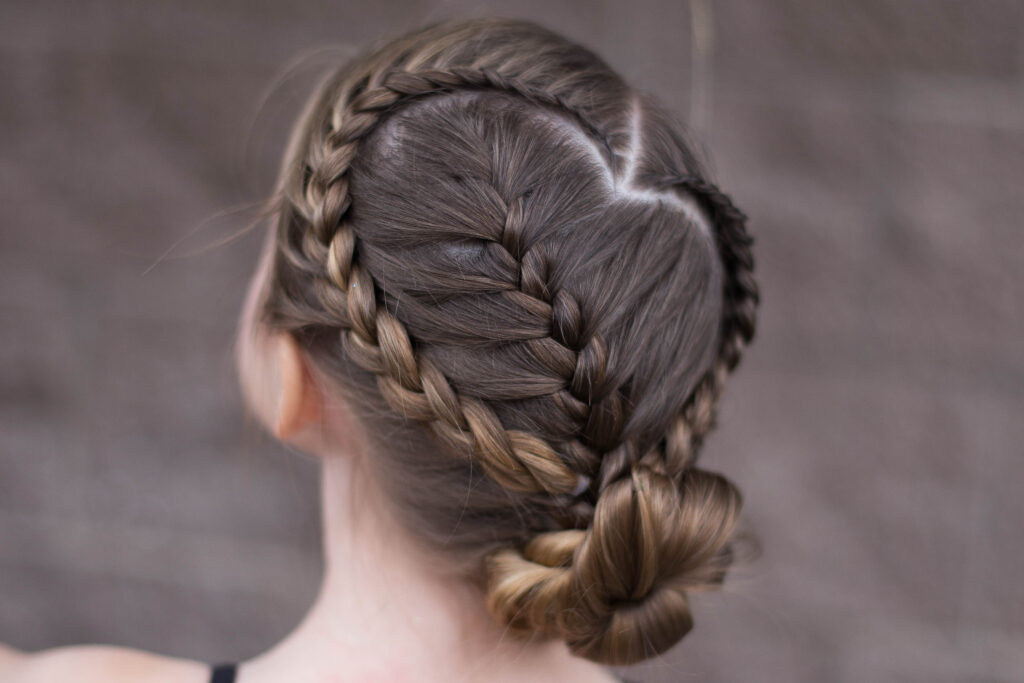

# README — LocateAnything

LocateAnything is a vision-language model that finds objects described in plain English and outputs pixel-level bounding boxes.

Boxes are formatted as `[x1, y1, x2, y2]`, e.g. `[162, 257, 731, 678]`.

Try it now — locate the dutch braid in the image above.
[293, 65, 636, 497]
[486, 175, 758, 665]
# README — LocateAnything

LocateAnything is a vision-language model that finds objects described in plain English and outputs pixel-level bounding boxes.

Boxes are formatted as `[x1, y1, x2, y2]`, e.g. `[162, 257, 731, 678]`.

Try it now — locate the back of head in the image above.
[259, 16, 759, 666]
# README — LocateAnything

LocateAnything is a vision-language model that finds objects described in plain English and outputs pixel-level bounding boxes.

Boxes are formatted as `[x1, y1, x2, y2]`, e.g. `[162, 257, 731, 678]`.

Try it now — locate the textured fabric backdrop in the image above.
[1, 2, 1021, 681]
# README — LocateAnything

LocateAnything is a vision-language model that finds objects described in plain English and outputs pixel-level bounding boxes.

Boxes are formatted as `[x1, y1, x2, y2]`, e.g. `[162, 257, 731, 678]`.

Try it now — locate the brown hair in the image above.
[256, 16, 758, 666]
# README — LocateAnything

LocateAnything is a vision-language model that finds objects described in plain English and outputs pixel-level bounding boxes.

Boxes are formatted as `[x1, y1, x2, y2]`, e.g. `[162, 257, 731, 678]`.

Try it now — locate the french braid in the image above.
[259, 17, 759, 667]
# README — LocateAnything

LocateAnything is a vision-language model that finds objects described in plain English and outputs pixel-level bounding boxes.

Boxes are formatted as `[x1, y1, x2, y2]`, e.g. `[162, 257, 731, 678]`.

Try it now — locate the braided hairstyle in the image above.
[259, 17, 759, 666]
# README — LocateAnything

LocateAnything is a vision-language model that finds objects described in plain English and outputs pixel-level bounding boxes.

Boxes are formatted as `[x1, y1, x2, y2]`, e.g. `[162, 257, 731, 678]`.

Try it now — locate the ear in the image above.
[274, 333, 322, 442]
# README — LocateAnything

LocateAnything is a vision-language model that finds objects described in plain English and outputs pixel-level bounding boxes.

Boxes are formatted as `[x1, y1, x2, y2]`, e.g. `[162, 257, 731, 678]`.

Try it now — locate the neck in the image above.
[240, 452, 613, 683]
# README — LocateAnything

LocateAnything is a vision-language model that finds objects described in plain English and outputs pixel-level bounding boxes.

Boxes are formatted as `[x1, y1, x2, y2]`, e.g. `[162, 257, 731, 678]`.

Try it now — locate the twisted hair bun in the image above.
[261, 17, 758, 666]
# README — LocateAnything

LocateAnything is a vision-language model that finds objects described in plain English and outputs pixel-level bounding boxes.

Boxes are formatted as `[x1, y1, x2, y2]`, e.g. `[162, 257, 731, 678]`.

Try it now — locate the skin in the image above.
[1, 224, 621, 682]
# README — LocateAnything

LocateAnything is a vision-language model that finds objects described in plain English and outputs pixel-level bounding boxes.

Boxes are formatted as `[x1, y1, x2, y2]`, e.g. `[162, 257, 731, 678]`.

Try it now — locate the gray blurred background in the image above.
[1, 1, 1022, 681]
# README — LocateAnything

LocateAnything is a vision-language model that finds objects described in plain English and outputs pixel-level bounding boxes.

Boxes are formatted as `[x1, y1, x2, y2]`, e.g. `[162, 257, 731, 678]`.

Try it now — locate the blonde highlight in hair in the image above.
[258, 16, 759, 666]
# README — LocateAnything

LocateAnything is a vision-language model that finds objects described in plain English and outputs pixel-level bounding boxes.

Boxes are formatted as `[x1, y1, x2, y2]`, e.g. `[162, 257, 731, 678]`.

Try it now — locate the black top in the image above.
[209, 662, 637, 682]
[209, 663, 236, 683]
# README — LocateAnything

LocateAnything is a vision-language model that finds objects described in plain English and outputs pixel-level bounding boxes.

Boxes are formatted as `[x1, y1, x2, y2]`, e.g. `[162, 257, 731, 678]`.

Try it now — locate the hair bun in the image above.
[485, 463, 742, 665]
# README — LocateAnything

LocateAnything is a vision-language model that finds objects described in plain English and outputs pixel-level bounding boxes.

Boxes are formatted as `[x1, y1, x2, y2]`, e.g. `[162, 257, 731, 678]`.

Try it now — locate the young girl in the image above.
[2, 16, 758, 683]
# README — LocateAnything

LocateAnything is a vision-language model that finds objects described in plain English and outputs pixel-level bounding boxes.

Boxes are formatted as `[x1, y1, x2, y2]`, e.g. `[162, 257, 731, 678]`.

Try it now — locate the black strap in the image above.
[210, 662, 237, 683]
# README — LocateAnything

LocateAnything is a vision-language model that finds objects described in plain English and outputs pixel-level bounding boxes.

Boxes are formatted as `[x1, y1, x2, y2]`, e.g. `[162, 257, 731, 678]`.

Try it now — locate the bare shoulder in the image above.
[1, 642, 208, 683]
